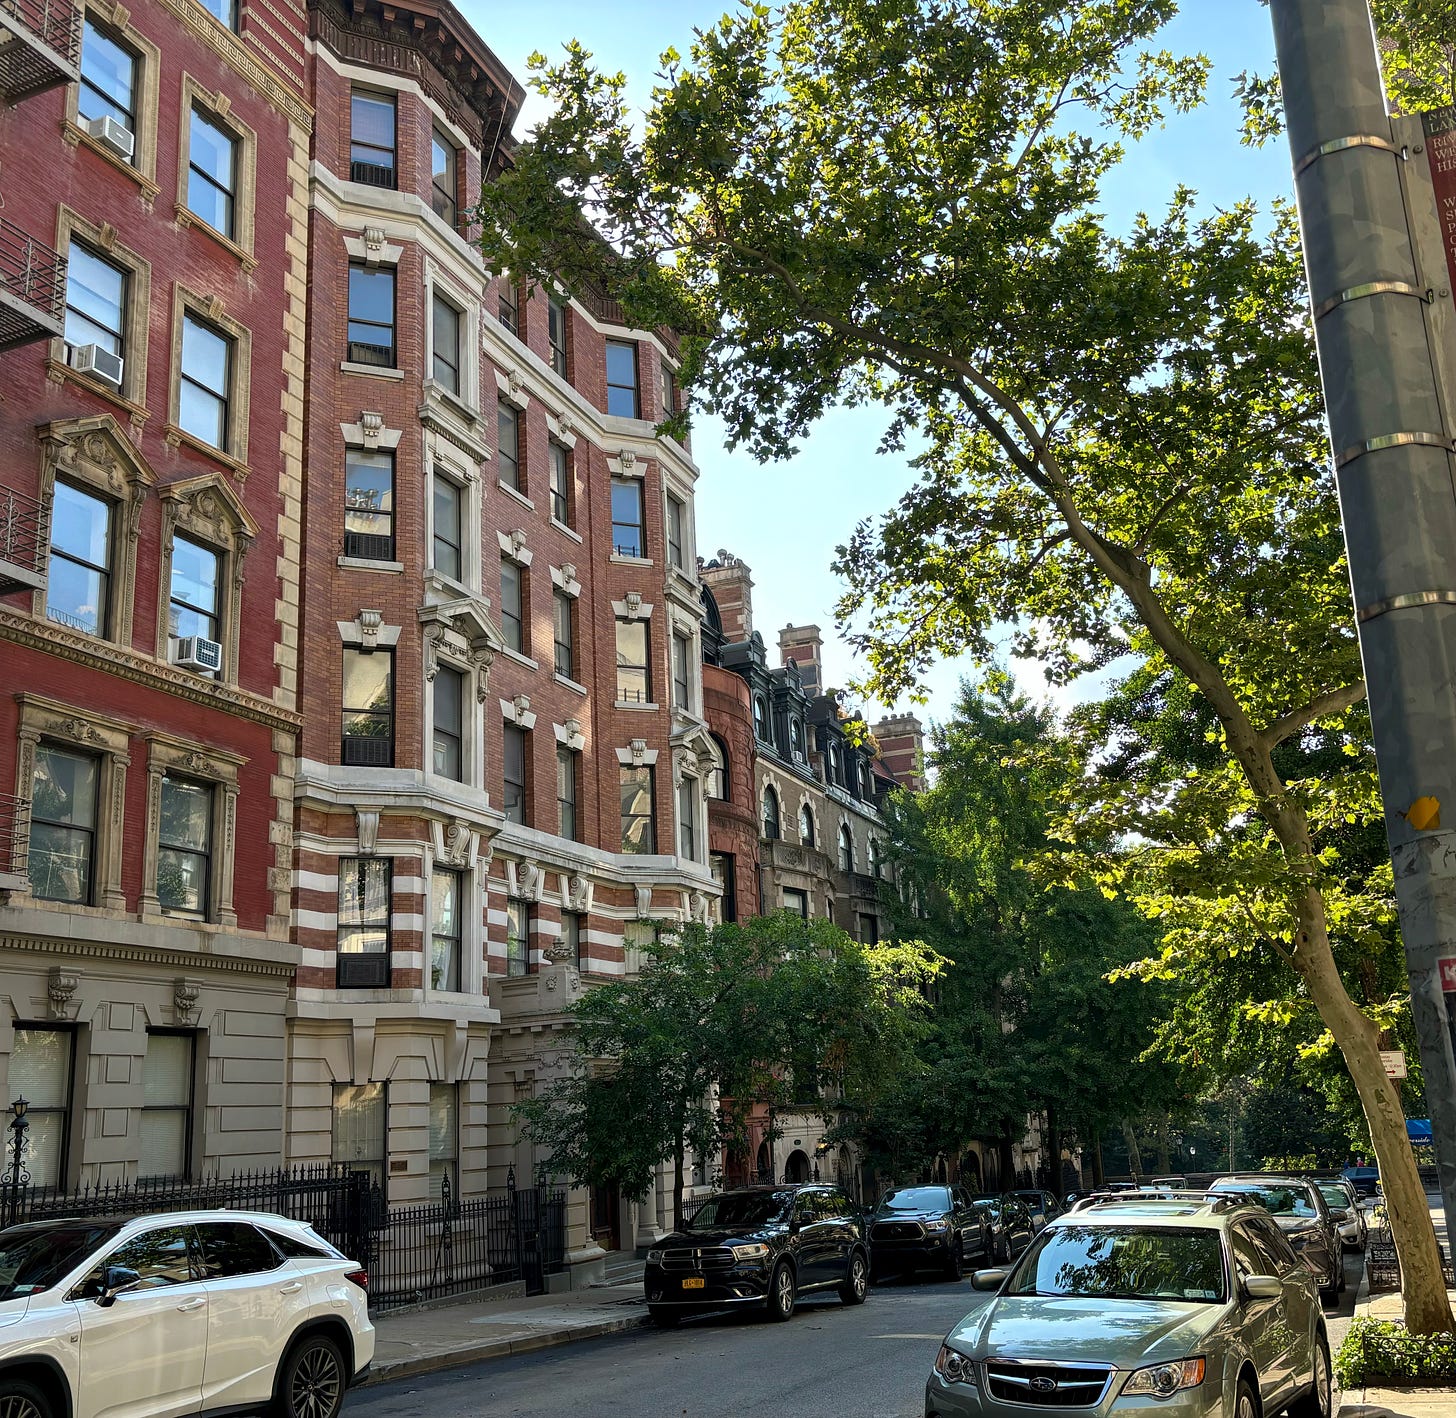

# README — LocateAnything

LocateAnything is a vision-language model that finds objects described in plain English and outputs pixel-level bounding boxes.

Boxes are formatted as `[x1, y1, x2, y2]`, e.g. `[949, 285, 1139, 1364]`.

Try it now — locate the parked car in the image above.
[868, 1185, 989, 1282]
[0, 1209, 373, 1418]
[926, 1194, 1330, 1418]
[968, 1195, 1034, 1264]
[1011, 1189, 1062, 1232]
[643, 1183, 869, 1325]
[1313, 1177, 1367, 1251]
[1149, 1174, 1189, 1189]
[1207, 1175, 1345, 1304]
[1341, 1164, 1380, 1198]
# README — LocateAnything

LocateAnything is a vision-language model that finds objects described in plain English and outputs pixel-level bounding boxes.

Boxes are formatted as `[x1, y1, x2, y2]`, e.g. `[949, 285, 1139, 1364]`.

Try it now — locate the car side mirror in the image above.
[97, 1265, 142, 1307]
[1242, 1273, 1281, 1300]
[1330, 1208, 1350, 1221]
[971, 1268, 1010, 1292]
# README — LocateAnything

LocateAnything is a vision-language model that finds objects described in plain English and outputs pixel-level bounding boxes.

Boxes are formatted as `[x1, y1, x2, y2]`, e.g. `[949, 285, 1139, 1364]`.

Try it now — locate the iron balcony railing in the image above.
[349, 160, 396, 190]
[0, 791, 29, 886]
[0, 218, 65, 351]
[0, 481, 48, 595]
[0, 0, 80, 103]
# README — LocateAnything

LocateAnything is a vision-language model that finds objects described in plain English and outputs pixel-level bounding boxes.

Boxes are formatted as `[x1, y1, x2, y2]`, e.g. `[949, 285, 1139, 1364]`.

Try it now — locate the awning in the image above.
[1407, 1118, 1433, 1143]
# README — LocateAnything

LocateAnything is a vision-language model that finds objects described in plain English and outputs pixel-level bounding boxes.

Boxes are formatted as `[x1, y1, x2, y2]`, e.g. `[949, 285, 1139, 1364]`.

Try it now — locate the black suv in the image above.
[643, 1184, 869, 1325]
[868, 1184, 988, 1281]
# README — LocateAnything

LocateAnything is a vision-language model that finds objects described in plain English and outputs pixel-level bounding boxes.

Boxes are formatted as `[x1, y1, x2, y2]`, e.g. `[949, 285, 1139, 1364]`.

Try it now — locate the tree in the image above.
[512, 915, 938, 1228]
[476, 0, 1450, 1331]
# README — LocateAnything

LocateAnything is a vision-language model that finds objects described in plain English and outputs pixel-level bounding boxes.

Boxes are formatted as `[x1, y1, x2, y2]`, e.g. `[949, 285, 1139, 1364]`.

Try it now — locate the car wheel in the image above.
[943, 1241, 964, 1281]
[840, 1250, 869, 1305]
[648, 1304, 681, 1328]
[765, 1260, 796, 1321]
[277, 1333, 346, 1418]
[0, 1381, 52, 1418]
[994, 1234, 1010, 1264]
[1235, 1376, 1261, 1418]
[1287, 1334, 1333, 1418]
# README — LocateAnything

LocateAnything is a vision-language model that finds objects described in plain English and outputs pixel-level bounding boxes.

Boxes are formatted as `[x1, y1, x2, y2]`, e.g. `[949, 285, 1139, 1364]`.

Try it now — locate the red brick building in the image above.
[0, 0, 310, 1182]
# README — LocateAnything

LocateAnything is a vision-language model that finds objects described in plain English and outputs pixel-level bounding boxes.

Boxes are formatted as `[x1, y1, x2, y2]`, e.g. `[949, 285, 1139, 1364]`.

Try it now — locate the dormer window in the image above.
[753, 695, 770, 741]
[789, 718, 804, 761]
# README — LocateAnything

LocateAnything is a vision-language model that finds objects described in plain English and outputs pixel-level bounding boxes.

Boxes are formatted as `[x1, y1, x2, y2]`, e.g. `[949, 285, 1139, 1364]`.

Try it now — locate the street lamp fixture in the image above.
[4, 1096, 30, 1226]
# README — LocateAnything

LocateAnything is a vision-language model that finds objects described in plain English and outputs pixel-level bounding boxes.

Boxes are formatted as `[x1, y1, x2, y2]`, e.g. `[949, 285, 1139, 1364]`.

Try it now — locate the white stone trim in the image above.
[550, 563, 582, 597]
[500, 695, 537, 731]
[496, 528, 533, 565]
[336, 613, 402, 649]
[343, 227, 404, 266]
[615, 741, 659, 767]
[339, 412, 403, 450]
[554, 719, 586, 752]
[612, 594, 652, 621]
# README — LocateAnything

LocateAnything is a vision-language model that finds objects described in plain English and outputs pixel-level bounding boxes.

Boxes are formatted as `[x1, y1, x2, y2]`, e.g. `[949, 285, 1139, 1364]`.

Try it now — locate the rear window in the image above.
[264, 1227, 338, 1260]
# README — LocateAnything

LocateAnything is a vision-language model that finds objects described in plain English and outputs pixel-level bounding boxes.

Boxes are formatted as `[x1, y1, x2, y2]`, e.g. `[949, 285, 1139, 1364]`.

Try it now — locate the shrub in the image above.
[1334, 1318, 1456, 1388]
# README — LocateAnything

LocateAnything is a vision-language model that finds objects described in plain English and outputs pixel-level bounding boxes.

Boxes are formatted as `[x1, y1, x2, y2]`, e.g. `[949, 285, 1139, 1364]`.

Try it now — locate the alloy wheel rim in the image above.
[0, 1396, 43, 1418]
[290, 1346, 342, 1418]
[1316, 1349, 1331, 1415]
[853, 1258, 867, 1296]
[1238, 1392, 1256, 1418]
[777, 1269, 793, 1311]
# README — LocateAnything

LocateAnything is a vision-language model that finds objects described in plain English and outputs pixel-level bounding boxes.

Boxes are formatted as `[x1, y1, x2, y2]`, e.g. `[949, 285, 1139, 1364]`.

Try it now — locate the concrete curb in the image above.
[363, 1311, 650, 1384]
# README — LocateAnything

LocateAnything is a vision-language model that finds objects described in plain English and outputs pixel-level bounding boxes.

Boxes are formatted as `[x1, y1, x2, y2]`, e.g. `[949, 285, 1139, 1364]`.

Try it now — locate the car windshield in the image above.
[877, 1187, 951, 1213]
[1213, 1183, 1318, 1218]
[1317, 1185, 1349, 1210]
[686, 1191, 793, 1230]
[1007, 1224, 1226, 1303]
[0, 1221, 122, 1301]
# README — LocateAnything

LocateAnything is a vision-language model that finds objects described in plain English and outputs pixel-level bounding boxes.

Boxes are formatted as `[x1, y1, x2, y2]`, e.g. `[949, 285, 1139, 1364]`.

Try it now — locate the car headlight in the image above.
[645, 1249, 664, 1264]
[924, 1218, 950, 1233]
[934, 1344, 978, 1386]
[731, 1242, 771, 1261]
[1123, 1358, 1206, 1398]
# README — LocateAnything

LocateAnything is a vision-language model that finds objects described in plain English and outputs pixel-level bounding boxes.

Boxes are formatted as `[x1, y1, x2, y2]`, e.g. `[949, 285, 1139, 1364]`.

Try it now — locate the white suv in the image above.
[0, 1209, 374, 1418]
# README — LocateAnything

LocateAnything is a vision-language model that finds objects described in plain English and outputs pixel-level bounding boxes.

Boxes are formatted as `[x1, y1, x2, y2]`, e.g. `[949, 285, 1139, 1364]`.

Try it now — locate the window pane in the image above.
[497, 402, 519, 487]
[429, 1084, 457, 1199]
[503, 724, 526, 823]
[345, 450, 394, 557]
[431, 132, 457, 224]
[143, 1033, 192, 1107]
[432, 476, 462, 579]
[338, 858, 390, 956]
[179, 316, 230, 448]
[347, 267, 395, 364]
[138, 1110, 186, 1179]
[433, 666, 464, 780]
[80, 20, 136, 131]
[29, 746, 97, 904]
[332, 1082, 385, 1184]
[51, 482, 111, 569]
[64, 245, 126, 356]
[196, 1222, 279, 1278]
[432, 295, 460, 393]
[350, 91, 395, 175]
[343, 650, 392, 713]
[549, 443, 570, 523]
[620, 766, 654, 854]
[10, 1029, 71, 1110]
[187, 108, 236, 236]
[501, 559, 522, 651]
[89, 1227, 194, 1291]
[430, 870, 459, 991]
[170, 537, 219, 617]
[616, 618, 650, 702]
[160, 778, 211, 852]
[605, 341, 638, 417]
[610, 479, 644, 556]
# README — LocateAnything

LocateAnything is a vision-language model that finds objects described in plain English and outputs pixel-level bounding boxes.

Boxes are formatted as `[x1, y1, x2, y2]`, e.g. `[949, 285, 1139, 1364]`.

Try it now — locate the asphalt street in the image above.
[348, 1247, 1366, 1418]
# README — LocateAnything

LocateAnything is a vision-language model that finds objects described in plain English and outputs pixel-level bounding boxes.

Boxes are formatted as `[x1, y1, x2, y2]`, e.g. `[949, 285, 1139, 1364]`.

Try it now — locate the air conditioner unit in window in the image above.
[70, 343, 124, 387]
[173, 636, 223, 672]
[82, 114, 135, 162]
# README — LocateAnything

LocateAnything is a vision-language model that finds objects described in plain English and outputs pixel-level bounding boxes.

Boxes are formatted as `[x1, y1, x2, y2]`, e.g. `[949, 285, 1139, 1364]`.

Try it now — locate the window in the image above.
[332, 1082, 386, 1190]
[620, 765, 655, 854]
[28, 745, 99, 905]
[64, 243, 126, 364]
[828, 742, 841, 786]
[799, 802, 815, 847]
[139, 1032, 194, 1180]
[432, 473, 463, 581]
[870, 838, 883, 876]
[707, 736, 729, 800]
[783, 887, 809, 918]
[553, 590, 574, 679]
[611, 477, 645, 557]
[661, 362, 677, 417]
[678, 777, 697, 860]
[337, 857, 391, 989]
[615, 617, 651, 703]
[763, 785, 781, 840]
[547, 296, 568, 377]
[47, 482, 112, 636]
[9, 1027, 73, 1188]
[506, 898, 530, 976]
[186, 107, 237, 238]
[605, 339, 639, 417]
[500, 556, 525, 654]
[349, 90, 396, 187]
[858, 913, 879, 945]
[671, 632, 692, 711]
[429, 1084, 458, 1199]
[497, 400, 520, 490]
[561, 910, 583, 970]
[431, 129, 458, 227]
[347, 265, 395, 367]
[79, 18, 137, 150]
[158, 776, 211, 918]
[430, 868, 462, 991]
[838, 824, 853, 873]
[498, 279, 519, 336]
[666, 494, 687, 572]
[557, 745, 579, 840]
[344, 449, 394, 561]
[341, 648, 394, 766]
[432, 294, 461, 395]
[710, 852, 736, 922]
[197, 0, 237, 29]
[196, 1223, 281, 1278]
[549, 442, 571, 525]
[503, 723, 528, 825]
[789, 718, 805, 761]
[168, 535, 220, 666]
[754, 695, 770, 741]
[179, 313, 231, 449]
[432, 665, 464, 781]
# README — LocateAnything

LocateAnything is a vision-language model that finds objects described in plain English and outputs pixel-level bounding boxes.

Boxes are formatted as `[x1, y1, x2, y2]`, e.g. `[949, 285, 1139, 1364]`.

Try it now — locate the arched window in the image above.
[789, 718, 804, 761]
[762, 785, 781, 840]
[838, 823, 853, 873]
[828, 742, 840, 785]
[869, 837, 882, 877]
[707, 734, 730, 800]
[754, 695, 770, 741]
[799, 802, 815, 847]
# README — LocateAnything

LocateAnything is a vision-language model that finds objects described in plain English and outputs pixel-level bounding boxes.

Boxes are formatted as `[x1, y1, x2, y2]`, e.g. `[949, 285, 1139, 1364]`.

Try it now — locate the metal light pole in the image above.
[5, 1096, 29, 1227]
[1270, 0, 1456, 1248]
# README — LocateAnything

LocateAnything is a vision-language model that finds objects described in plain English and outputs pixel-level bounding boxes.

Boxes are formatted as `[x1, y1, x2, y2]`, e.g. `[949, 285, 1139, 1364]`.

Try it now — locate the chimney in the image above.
[700, 551, 755, 642]
[872, 713, 926, 792]
[778, 623, 824, 696]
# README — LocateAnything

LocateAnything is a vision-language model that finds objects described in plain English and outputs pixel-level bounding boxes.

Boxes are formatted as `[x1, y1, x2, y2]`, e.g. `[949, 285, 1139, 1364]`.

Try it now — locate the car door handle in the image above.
[176, 1297, 207, 1312]
[279, 1282, 304, 1294]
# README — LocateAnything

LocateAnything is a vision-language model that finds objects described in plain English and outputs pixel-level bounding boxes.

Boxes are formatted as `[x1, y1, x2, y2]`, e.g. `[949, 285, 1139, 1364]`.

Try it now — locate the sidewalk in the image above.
[364, 1280, 650, 1383]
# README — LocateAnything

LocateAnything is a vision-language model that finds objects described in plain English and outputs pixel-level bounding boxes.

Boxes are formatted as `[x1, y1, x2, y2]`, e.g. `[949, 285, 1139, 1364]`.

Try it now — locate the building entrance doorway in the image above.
[590, 1182, 620, 1251]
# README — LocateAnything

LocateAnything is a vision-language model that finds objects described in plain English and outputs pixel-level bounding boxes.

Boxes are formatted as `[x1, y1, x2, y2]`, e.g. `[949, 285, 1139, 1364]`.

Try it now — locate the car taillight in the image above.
[344, 1268, 368, 1292]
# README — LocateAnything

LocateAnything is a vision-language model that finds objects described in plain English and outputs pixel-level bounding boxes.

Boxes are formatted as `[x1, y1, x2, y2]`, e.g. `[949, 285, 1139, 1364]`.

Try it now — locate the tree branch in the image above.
[1259, 681, 1368, 752]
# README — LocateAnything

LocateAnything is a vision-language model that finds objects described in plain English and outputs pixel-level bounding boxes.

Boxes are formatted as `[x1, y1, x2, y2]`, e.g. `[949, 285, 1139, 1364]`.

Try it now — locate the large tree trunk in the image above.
[1155, 1114, 1171, 1174]
[673, 1140, 686, 1232]
[1089, 1127, 1105, 1187]
[1045, 1105, 1061, 1193]
[1122, 1119, 1144, 1181]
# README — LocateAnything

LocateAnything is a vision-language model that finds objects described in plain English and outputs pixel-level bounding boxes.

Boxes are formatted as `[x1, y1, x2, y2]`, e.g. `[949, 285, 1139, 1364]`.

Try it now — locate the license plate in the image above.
[681, 1277, 705, 1289]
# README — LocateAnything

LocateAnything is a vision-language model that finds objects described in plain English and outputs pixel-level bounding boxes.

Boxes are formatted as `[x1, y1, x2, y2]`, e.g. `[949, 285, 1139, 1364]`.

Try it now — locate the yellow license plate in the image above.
[681, 1277, 705, 1289]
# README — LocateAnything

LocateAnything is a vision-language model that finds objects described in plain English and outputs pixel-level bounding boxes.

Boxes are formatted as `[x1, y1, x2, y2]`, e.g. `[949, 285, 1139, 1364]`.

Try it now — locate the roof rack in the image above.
[1067, 1189, 1254, 1215]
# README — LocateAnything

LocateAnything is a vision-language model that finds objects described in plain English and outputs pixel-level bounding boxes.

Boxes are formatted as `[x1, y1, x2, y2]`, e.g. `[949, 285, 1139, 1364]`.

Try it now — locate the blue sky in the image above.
[456, 0, 1297, 726]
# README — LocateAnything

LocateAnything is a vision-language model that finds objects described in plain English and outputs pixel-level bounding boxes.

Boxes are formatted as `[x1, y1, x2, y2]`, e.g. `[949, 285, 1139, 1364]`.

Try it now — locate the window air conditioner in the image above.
[82, 114, 135, 162]
[70, 343, 124, 387]
[174, 636, 223, 672]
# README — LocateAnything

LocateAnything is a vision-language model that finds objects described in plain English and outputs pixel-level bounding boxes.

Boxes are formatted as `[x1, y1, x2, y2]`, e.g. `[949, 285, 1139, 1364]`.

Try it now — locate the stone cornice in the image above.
[0, 928, 297, 978]
[0, 608, 303, 734]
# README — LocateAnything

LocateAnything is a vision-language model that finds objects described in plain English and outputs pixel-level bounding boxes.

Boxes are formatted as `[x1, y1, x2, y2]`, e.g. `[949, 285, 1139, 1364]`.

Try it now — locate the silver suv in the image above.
[926, 1195, 1329, 1418]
